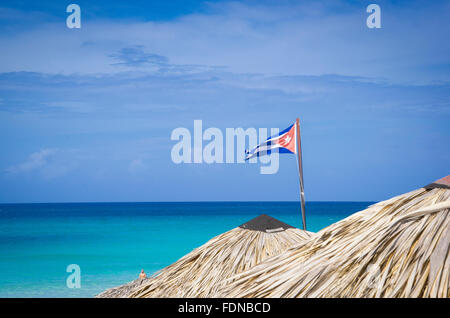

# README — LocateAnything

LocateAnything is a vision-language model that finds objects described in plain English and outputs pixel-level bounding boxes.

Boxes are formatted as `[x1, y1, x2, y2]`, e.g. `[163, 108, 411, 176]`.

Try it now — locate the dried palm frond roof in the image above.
[123, 214, 313, 298]
[215, 177, 450, 298]
[96, 277, 150, 298]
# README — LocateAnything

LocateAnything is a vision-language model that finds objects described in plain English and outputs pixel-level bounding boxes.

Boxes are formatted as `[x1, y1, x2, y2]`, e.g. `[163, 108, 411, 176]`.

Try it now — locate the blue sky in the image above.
[0, 0, 449, 203]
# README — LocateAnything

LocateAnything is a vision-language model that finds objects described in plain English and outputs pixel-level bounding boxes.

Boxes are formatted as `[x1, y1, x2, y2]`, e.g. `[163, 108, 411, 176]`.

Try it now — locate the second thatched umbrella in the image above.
[123, 214, 312, 298]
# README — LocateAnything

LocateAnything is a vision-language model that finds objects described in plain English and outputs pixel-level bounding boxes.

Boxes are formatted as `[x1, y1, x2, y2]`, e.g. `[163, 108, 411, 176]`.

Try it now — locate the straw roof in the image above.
[122, 214, 313, 298]
[96, 277, 150, 298]
[215, 179, 450, 298]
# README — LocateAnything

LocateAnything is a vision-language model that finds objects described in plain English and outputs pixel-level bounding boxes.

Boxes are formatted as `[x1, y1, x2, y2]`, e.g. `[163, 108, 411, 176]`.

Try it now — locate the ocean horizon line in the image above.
[0, 200, 377, 205]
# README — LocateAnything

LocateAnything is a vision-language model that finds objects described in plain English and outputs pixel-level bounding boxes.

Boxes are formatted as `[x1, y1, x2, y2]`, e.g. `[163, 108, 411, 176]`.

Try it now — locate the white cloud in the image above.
[5, 148, 80, 179]
[6, 148, 58, 173]
[128, 158, 147, 173]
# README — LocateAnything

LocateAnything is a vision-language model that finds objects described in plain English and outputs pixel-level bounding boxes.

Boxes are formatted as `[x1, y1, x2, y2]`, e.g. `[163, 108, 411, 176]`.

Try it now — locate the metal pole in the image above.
[295, 118, 307, 231]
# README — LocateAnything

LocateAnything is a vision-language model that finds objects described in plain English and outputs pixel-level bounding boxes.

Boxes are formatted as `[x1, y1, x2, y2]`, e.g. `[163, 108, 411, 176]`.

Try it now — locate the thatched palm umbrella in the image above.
[215, 176, 450, 298]
[97, 214, 312, 298]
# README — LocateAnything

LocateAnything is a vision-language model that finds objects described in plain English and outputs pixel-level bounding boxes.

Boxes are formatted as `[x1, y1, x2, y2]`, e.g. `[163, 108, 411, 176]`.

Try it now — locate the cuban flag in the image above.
[245, 122, 297, 160]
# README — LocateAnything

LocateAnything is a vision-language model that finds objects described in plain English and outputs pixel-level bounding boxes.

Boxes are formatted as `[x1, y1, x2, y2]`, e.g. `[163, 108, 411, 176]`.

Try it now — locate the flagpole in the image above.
[295, 118, 307, 231]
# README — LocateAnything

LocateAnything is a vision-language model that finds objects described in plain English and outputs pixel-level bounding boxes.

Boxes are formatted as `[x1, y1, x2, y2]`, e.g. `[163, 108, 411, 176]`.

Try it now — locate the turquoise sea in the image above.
[0, 201, 373, 297]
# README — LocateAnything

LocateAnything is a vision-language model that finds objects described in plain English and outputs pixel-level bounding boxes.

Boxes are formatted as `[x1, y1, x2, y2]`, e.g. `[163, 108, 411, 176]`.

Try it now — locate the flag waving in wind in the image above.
[245, 119, 307, 231]
[245, 122, 297, 160]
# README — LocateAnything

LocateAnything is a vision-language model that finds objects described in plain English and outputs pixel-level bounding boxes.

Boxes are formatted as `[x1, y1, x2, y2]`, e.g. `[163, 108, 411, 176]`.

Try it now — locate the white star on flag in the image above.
[282, 135, 291, 143]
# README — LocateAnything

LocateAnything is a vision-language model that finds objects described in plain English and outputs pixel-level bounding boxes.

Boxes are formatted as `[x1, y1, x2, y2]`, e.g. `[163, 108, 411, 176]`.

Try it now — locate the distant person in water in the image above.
[139, 269, 146, 279]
